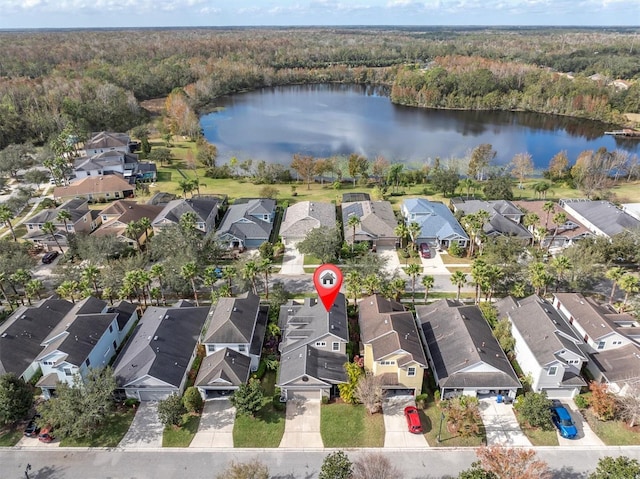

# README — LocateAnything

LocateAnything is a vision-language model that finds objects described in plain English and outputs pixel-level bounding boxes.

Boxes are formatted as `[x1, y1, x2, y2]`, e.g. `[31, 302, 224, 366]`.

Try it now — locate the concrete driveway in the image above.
[377, 247, 402, 276]
[118, 402, 164, 449]
[280, 243, 305, 275]
[279, 391, 323, 448]
[190, 400, 235, 448]
[382, 396, 428, 448]
[479, 398, 532, 446]
[556, 400, 604, 446]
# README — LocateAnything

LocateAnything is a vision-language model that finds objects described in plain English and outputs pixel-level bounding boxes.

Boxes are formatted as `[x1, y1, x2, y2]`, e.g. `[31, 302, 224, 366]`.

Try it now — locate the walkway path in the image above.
[279, 392, 323, 448]
[190, 400, 235, 448]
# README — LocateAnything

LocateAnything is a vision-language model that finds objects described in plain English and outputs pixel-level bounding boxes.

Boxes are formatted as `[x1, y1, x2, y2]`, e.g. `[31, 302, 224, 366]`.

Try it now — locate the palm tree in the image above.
[102, 286, 115, 305]
[123, 270, 144, 304]
[450, 271, 467, 301]
[42, 221, 63, 253]
[605, 266, 626, 304]
[124, 221, 142, 250]
[404, 263, 421, 304]
[470, 258, 488, 304]
[484, 265, 503, 302]
[0, 204, 17, 241]
[10, 269, 31, 305]
[180, 261, 200, 306]
[56, 209, 72, 237]
[511, 283, 526, 298]
[462, 213, 483, 258]
[547, 212, 567, 252]
[362, 274, 381, 296]
[461, 178, 476, 199]
[345, 271, 363, 307]
[138, 217, 152, 246]
[57, 280, 79, 304]
[528, 261, 553, 296]
[0, 272, 13, 309]
[523, 212, 540, 245]
[222, 266, 236, 296]
[25, 279, 43, 303]
[347, 215, 361, 253]
[150, 287, 162, 306]
[242, 260, 260, 296]
[407, 221, 422, 251]
[259, 258, 273, 299]
[394, 222, 409, 249]
[619, 274, 640, 310]
[82, 264, 101, 296]
[136, 269, 152, 307]
[421, 275, 435, 303]
[203, 266, 219, 297]
[178, 178, 195, 198]
[542, 201, 555, 230]
[551, 255, 572, 292]
[388, 277, 406, 302]
[150, 263, 167, 305]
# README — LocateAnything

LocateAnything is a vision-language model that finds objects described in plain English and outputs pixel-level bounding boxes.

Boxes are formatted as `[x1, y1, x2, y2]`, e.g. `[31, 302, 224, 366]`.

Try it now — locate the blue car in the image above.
[551, 405, 578, 439]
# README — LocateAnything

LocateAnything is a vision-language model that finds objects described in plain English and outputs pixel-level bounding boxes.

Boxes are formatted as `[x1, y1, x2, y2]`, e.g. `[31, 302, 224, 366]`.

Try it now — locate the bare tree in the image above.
[354, 371, 386, 414]
[618, 378, 640, 428]
[353, 453, 401, 479]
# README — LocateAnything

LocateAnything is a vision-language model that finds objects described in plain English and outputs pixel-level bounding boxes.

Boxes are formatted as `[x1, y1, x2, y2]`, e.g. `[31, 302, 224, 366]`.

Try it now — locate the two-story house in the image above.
[84, 131, 134, 156]
[152, 196, 225, 235]
[341, 200, 398, 249]
[93, 200, 164, 249]
[358, 294, 427, 396]
[113, 300, 209, 401]
[417, 299, 521, 400]
[23, 198, 100, 248]
[496, 295, 587, 399]
[401, 198, 469, 249]
[553, 292, 640, 394]
[35, 296, 137, 399]
[559, 199, 640, 240]
[277, 294, 349, 401]
[53, 175, 135, 203]
[216, 198, 276, 249]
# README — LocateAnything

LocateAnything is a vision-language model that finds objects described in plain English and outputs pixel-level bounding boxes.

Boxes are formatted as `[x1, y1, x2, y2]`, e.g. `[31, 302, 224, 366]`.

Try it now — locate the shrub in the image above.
[449, 242, 464, 257]
[272, 394, 286, 411]
[514, 391, 553, 429]
[416, 393, 429, 409]
[434, 390, 441, 403]
[589, 381, 617, 421]
[157, 393, 186, 427]
[182, 386, 204, 414]
[573, 394, 589, 409]
[216, 458, 269, 479]
[320, 451, 353, 479]
[253, 360, 267, 380]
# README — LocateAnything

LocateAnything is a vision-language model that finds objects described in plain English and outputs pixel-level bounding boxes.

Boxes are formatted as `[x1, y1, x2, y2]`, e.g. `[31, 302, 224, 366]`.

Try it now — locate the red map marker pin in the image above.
[313, 264, 343, 312]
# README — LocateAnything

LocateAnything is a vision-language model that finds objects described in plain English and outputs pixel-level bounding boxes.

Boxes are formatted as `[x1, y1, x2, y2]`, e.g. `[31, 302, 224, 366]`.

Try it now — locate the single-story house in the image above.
[53, 174, 135, 203]
[559, 199, 640, 239]
[194, 348, 252, 400]
[280, 201, 336, 245]
[416, 299, 521, 399]
[341, 200, 398, 248]
[401, 198, 469, 248]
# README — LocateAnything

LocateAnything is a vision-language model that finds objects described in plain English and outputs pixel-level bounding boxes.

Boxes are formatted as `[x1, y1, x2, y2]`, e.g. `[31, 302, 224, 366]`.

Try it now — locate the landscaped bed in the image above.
[60, 408, 136, 447]
[321, 402, 384, 447]
[421, 400, 486, 447]
[582, 409, 640, 445]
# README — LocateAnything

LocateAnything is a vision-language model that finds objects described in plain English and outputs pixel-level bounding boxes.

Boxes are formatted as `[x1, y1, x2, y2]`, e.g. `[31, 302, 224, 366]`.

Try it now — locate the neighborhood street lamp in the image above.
[24, 463, 31, 479]
[437, 412, 445, 443]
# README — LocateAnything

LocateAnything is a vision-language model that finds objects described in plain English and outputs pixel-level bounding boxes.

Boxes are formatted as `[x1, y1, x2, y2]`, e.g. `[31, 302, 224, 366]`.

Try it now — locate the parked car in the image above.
[23, 414, 41, 437]
[42, 251, 59, 264]
[38, 426, 55, 443]
[551, 404, 578, 439]
[404, 406, 423, 434]
[419, 243, 431, 259]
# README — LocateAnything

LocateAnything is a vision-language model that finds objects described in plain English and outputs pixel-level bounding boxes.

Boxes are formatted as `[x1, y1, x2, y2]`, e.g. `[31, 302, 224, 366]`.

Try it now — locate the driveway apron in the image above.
[479, 398, 531, 446]
[377, 247, 402, 276]
[382, 396, 428, 448]
[279, 392, 323, 448]
[280, 243, 305, 275]
[557, 400, 604, 446]
[190, 399, 235, 448]
[118, 402, 164, 449]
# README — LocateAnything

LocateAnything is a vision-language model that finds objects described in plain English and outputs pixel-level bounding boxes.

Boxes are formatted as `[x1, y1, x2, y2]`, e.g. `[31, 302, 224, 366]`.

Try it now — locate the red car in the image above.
[38, 426, 55, 443]
[419, 243, 431, 259]
[404, 406, 423, 434]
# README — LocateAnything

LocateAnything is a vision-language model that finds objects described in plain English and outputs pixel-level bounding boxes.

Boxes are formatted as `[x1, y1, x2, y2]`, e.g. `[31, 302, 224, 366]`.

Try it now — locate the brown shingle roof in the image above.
[54, 175, 133, 199]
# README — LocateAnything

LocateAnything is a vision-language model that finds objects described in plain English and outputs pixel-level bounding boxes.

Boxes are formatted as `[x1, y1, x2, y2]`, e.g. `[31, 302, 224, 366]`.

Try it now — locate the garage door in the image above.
[386, 388, 415, 397]
[137, 390, 174, 401]
[544, 388, 576, 399]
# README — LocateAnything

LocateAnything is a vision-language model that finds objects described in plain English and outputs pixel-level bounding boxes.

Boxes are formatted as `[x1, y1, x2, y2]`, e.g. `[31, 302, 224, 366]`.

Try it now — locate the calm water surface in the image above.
[201, 84, 640, 170]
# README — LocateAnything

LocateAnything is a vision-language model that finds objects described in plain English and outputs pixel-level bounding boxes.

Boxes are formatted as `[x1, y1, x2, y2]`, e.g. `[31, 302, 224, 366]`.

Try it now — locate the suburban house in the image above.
[279, 201, 336, 245]
[496, 295, 587, 399]
[34, 296, 138, 399]
[552, 292, 640, 394]
[92, 200, 163, 249]
[358, 294, 428, 396]
[341, 200, 398, 248]
[216, 198, 276, 249]
[22, 198, 100, 248]
[416, 299, 521, 400]
[53, 174, 135, 203]
[151, 195, 225, 235]
[451, 198, 532, 245]
[199, 292, 268, 390]
[84, 131, 136, 156]
[401, 198, 469, 249]
[559, 199, 640, 239]
[0, 297, 75, 382]
[622, 203, 640, 222]
[194, 348, 252, 400]
[113, 300, 210, 401]
[277, 293, 349, 401]
[514, 200, 593, 249]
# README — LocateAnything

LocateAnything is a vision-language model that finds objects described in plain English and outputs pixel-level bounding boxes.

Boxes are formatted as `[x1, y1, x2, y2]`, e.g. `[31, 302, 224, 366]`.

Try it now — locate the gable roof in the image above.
[85, 131, 130, 150]
[53, 175, 134, 198]
[589, 343, 640, 383]
[514, 200, 591, 238]
[342, 200, 397, 240]
[113, 301, 209, 389]
[496, 295, 586, 366]
[416, 299, 521, 389]
[358, 294, 426, 367]
[451, 198, 523, 218]
[203, 292, 261, 345]
[280, 201, 336, 239]
[195, 347, 251, 388]
[0, 298, 74, 377]
[94, 200, 163, 238]
[152, 196, 224, 229]
[25, 198, 88, 226]
[560, 199, 640, 238]
[217, 198, 275, 242]
[402, 198, 469, 241]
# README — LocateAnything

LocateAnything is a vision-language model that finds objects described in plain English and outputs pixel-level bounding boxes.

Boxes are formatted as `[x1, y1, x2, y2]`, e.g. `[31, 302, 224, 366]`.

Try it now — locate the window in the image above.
[85, 359, 90, 367]
[207, 345, 215, 353]
[315, 341, 326, 347]
[238, 345, 246, 352]
[109, 325, 113, 333]
[102, 215, 108, 221]
[567, 359, 580, 365]
[43, 361, 54, 366]
[613, 340, 622, 345]
[548, 366, 558, 376]
[113, 341, 117, 350]
[106, 193, 110, 197]
[104, 347, 111, 357]
[115, 192, 120, 198]
[379, 360, 395, 366]
[597, 341, 606, 350]
[66, 224, 73, 231]
[332, 342, 340, 351]
[407, 367, 416, 377]
[64, 368, 73, 376]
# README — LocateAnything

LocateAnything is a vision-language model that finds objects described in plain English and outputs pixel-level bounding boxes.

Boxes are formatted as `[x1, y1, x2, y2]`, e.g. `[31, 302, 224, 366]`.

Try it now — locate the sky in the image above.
[0, 0, 635, 29]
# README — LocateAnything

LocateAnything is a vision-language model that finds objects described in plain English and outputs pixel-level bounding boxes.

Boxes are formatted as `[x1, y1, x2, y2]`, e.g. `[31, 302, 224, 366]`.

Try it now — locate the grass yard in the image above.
[446, 266, 472, 274]
[163, 413, 201, 447]
[60, 408, 136, 447]
[233, 370, 285, 448]
[397, 251, 422, 266]
[303, 254, 322, 266]
[421, 400, 486, 447]
[440, 254, 472, 265]
[583, 410, 640, 446]
[320, 402, 384, 447]
[0, 426, 23, 446]
[512, 411, 558, 446]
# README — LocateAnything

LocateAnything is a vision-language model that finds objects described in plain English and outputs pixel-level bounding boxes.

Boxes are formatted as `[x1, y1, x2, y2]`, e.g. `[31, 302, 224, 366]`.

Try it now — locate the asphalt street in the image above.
[3, 447, 640, 479]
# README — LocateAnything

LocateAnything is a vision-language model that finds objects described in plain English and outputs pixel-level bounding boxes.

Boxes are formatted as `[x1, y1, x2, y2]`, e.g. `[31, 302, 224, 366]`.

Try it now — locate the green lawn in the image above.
[446, 266, 472, 274]
[303, 254, 322, 265]
[440, 254, 472, 265]
[421, 400, 486, 447]
[233, 370, 285, 448]
[0, 426, 23, 446]
[320, 403, 385, 447]
[583, 410, 640, 445]
[512, 411, 558, 446]
[163, 413, 201, 447]
[59, 408, 136, 447]
[397, 251, 422, 266]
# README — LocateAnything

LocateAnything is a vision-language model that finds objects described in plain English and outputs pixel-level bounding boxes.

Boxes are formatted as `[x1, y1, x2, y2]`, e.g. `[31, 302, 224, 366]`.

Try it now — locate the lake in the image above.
[200, 84, 640, 171]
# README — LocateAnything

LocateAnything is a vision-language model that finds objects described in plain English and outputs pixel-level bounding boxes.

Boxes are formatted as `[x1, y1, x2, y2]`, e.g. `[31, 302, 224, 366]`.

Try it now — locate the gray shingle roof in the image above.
[280, 201, 336, 240]
[560, 199, 640, 238]
[589, 343, 640, 383]
[416, 299, 521, 390]
[152, 196, 223, 231]
[195, 347, 251, 388]
[278, 344, 348, 386]
[85, 132, 130, 150]
[216, 198, 275, 242]
[203, 292, 261, 345]
[342, 200, 397, 242]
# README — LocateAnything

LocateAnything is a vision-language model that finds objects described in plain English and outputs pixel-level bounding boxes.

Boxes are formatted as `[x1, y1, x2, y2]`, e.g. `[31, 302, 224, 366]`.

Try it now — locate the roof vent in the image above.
[20, 315, 26, 320]
[331, 325, 335, 330]
[461, 314, 467, 320]
[156, 347, 160, 352]
[147, 336, 152, 340]
[233, 307, 237, 312]
[75, 335, 78, 341]
[153, 335, 159, 341]
[1, 333, 7, 338]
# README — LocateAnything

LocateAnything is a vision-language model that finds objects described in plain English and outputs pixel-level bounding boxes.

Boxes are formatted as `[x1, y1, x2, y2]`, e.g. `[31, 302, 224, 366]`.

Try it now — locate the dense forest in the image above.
[0, 27, 638, 149]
